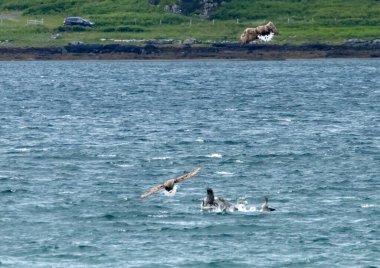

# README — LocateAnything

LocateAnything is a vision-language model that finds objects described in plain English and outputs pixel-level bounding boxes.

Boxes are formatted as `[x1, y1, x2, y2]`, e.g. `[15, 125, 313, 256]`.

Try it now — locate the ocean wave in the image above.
[97, 154, 117, 158]
[151, 156, 172, 160]
[108, 161, 134, 168]
[14, 148, 31, 152]
[206, 153, 223, 158]
[215, 171, 234, 176]
[361, 204, 377, 208]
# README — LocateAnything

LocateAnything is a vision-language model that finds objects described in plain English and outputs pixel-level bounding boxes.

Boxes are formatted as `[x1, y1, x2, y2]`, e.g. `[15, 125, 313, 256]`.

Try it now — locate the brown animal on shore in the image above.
[240, 21, 278, 44]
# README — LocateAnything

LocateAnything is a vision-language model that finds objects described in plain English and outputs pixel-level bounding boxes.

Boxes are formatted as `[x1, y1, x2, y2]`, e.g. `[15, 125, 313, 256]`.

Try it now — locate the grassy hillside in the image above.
[0, 0, 379, 47]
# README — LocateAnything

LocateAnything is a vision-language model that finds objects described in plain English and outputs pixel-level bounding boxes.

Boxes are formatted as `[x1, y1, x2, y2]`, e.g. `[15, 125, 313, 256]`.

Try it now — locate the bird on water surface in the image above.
[261, 196, 275, 212]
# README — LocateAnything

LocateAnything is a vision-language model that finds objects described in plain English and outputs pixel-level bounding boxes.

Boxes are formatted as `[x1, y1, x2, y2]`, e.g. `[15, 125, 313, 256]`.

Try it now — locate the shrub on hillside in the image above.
[56, 26, 89, 32]
[25, 2, 76, 15]
[2, 3, 31, 10]
[101, 26, 144, 32]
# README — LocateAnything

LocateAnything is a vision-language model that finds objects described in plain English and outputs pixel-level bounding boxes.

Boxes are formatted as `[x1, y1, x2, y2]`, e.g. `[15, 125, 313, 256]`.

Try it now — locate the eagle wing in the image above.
[140, 183, 165, 199]
[174, 167, 201, 183]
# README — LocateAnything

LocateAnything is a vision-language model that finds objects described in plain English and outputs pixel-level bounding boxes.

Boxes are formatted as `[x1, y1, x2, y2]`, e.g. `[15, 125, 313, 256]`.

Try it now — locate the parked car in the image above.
[63, 17, 95, 27]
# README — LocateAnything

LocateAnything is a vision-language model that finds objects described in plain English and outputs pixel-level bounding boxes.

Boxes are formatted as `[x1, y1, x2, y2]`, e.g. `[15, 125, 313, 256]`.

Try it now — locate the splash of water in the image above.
[201, 198, 258, 213]
[234, 203, 257, 212]
[258, 32, 274, 42]
[163, 185, 177, 197]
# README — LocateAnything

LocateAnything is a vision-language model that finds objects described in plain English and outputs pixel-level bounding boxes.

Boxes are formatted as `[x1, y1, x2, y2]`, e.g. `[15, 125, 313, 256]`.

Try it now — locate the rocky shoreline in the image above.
[1, 42, 380, 60]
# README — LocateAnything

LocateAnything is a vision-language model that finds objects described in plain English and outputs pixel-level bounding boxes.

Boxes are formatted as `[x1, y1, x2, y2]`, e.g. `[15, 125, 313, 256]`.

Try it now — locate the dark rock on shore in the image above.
[1, 42, 380, 60]
[64, 43, 143, 54]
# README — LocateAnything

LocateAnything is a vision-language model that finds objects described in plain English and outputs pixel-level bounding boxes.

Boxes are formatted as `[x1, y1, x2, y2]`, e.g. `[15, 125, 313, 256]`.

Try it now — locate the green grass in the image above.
[1, 0, 379, 47]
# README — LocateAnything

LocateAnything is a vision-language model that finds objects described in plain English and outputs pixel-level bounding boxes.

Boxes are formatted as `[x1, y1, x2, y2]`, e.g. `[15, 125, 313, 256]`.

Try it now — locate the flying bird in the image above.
[140, 167, 201, 199]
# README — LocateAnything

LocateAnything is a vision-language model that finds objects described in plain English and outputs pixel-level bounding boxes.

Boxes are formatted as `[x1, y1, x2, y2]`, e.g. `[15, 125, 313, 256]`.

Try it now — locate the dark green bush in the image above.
[180, 0, 202, 15]
[33, 25, 50, 33]
[55, 25, 89, 32]
[2, 3, 31, 10]
[101, 26, 144, 32]
[25, 2, 76, 15]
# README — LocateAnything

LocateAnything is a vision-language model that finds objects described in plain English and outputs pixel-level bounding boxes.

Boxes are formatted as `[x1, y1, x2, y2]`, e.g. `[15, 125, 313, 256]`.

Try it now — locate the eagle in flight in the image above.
[140, 167, 201, 199]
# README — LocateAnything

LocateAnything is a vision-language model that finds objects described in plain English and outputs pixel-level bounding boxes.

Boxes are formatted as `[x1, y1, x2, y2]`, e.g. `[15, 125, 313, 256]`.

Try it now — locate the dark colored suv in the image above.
[63, 17, 95, 27]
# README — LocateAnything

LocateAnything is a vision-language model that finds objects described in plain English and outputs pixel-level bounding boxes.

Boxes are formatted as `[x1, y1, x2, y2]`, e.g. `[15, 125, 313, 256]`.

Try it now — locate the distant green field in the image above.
[1, 0, 379, 47]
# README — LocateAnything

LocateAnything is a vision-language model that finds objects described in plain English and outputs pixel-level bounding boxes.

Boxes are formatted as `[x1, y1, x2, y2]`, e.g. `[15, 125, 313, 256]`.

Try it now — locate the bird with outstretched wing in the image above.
[140, 167, 201, 199]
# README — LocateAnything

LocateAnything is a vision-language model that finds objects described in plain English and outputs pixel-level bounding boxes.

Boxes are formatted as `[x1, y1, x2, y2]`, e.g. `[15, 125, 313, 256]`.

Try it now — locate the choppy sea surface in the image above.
[0, 60, 379, 267]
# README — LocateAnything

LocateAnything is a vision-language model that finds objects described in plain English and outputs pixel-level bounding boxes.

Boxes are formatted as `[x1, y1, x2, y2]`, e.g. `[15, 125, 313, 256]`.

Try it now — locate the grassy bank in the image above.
[1, 0, 379, 47]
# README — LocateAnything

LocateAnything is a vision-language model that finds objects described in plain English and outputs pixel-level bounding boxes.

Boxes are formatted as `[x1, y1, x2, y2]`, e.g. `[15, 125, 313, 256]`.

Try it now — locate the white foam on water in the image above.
[201, 205, 228, 213]
[361, 204, 376, 208]
[152, 156, 171, 160]
[215, 171, 234, 176]
[97, 154, 117, 158]
[206, 153, 223, 158]
[234, 203, 254, 212]
[234, 199, 258, 212]
[201, 198, 258, 213]
[278, 117, 292, 124]
[229, 203, 258, 213]
[114, 163, 134, 168]
[15, 148, 31, 152]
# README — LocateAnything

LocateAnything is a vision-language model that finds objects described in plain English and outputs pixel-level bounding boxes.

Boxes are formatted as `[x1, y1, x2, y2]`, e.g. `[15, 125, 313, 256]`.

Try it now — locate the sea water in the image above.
[0, 59, 379, 267]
